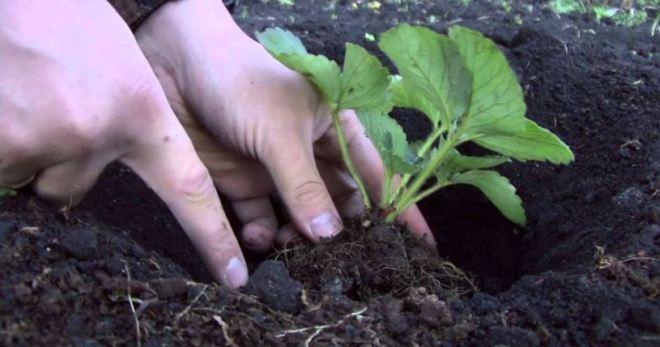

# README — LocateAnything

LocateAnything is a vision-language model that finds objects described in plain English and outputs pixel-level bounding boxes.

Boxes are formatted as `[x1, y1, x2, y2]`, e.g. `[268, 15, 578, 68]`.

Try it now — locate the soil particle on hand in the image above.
[244, 260, 303, 314]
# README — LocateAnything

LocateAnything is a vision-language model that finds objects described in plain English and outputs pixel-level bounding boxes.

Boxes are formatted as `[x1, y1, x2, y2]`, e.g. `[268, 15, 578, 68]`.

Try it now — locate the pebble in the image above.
[611, 187, 645, 209]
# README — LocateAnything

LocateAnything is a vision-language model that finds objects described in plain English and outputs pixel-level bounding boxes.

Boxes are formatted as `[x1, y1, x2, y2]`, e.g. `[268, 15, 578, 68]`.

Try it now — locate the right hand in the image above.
[0, 0, 248, 288]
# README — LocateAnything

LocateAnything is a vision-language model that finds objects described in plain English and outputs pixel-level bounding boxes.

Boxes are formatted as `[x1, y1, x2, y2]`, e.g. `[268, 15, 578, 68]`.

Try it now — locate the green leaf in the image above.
[474, 119, 574, 164]
[390, 75, 441, 123]
[255, 27, 307, 55]
[451, 170, 526, 225]
[434, 149, 509, 181]
[357, 110, 408, 158]
[357, 110, 418, 175]
[448, 26, 526, 136]
[256, 28, 342, 106]
[379, 24, 472, 126]
[0, 188, 16, 198]
[339, 43, 392, 113]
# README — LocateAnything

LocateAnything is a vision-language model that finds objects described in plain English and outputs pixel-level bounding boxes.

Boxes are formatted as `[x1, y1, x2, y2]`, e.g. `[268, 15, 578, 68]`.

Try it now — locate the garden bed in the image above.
[1, 0, 659, 345]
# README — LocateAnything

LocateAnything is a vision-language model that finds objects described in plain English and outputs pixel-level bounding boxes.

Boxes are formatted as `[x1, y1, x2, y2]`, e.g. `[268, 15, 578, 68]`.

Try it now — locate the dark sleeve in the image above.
[107, 0, 170, 29]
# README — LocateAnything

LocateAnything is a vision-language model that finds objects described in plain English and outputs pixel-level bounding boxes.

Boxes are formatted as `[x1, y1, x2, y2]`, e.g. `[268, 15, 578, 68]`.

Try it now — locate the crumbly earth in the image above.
[1, 1, 659, 346]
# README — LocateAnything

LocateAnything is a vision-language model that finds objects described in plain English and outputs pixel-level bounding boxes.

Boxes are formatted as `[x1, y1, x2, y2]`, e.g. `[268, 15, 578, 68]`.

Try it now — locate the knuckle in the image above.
[176, 161, 216, 206]
[47, 87, 99, 155]
[63, 115, 97, 155]
[126, 80, 169, 125]
[291, 179, 329, 207]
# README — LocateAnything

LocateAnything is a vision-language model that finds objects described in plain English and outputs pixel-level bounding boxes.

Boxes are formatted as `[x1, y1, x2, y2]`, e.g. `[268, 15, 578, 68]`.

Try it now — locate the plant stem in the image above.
[381, 166, 393, 207]
[388, 126, 445, 205]
[386, 181, 449, 222]
[331, 111, 371, 210]
[385, 136, 455, 221]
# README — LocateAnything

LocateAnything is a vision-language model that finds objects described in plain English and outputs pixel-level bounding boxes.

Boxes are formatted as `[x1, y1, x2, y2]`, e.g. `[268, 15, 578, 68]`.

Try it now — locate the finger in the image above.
[276, 223, 305, 246]
[320, 110, 435, 243]
[0, 171, 36, 189]
[122, 110, 247, 289]
[32, 157, 107, 206]
[262, 135, 342, 243]
[0, 149, 40, 189]
[231, 197, 278, 253]
[316, 161, 363, 218]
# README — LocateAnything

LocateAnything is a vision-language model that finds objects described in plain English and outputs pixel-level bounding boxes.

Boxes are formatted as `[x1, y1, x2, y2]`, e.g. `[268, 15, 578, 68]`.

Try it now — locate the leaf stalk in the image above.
[386, 135, 456, 221]
[331, 111, 372, 210]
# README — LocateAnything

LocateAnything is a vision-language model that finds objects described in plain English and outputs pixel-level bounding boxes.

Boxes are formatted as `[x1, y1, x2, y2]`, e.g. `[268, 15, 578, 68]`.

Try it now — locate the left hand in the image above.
[135, 0, 434, 252]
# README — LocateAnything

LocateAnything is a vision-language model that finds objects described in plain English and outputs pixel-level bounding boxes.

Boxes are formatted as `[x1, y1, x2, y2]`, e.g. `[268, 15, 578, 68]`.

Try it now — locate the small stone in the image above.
[612, 187, 645, 209]
[60, 227, 99, 260]
[244, 260, 302, 314]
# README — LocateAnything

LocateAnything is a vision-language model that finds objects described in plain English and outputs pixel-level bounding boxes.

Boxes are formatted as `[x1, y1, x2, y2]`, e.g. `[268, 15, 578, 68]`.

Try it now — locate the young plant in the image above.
[256, 28, 392, 209]
[257, 24, 574, 227]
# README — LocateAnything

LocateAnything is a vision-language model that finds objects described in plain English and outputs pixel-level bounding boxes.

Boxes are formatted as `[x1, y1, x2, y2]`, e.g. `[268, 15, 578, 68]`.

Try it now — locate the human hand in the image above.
[135, 0, 435, 252]
[0, 0, 248, 288]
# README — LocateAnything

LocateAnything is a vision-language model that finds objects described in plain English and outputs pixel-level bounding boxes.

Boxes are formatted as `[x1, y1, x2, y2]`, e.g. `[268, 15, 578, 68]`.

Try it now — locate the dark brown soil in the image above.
[1, 0, 659, 346]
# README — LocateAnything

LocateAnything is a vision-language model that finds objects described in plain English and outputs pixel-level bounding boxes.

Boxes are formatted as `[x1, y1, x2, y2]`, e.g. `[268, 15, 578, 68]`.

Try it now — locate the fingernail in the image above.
[310, 212, 340, 239]
[224, 257, 248, 289]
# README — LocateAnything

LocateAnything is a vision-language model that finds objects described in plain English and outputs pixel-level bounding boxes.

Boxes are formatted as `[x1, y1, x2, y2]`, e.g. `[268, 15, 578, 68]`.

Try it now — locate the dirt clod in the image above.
[59, 227, 99, 260]
[244, 260, 303, 314]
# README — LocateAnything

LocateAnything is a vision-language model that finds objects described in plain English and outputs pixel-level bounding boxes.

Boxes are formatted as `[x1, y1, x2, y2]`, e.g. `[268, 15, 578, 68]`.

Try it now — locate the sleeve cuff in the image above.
[108, 0, 171, 29]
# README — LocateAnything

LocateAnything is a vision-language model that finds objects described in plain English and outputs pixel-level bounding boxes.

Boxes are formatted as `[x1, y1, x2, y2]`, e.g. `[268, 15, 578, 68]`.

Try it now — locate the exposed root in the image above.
[123, 262, 141, 347]
[213, 315, 238, 347]
[595, 246, 660, 298]
[275, 306, 368, 347]
[173, 285, 208, 326]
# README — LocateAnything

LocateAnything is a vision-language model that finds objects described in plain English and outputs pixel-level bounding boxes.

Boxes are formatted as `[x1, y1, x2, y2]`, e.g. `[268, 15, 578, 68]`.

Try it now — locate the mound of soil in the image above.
[1, 0, 659, 345]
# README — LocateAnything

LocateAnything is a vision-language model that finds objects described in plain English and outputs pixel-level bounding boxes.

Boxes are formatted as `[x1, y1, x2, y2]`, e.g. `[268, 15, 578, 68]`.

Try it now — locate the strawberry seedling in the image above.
[257, 27, 392, 209]
[257, 24, 574, 226]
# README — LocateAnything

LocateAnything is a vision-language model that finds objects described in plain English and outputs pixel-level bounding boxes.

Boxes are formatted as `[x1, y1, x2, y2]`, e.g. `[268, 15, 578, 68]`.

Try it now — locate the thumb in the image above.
[262, 136, 341, 242]
[122, 112, 248, 289]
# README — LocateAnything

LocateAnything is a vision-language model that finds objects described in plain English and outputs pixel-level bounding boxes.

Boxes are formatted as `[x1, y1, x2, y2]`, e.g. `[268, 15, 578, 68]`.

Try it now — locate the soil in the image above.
[1, 0, 659, 346]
